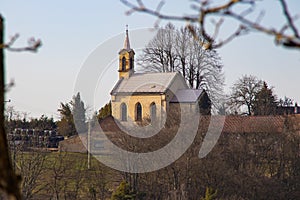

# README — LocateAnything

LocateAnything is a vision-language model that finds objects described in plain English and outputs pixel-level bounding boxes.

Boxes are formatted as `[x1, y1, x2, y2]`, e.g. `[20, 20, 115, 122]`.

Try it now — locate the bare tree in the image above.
[137, 23, 177, 73]
[138, 24, 224, 107]
[87, 163, 110, 200]
[175, 27, 190, 79]
[121, 0, 300, 49]
[278, 96, 294, 107]
[186, 27, 224, 105]
[17, 150, 47, 200]
[230, 75, 263, 115]
[46, 152, 70, 200]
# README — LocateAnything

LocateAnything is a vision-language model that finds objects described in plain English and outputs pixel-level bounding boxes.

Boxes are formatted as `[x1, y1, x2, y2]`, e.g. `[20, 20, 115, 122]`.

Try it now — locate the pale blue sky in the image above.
[1, 0, 300, 119]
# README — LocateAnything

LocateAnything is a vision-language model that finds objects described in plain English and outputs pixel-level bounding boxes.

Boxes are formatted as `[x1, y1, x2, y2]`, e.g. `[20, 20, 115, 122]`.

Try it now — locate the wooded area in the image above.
[1, 115, 299, 199]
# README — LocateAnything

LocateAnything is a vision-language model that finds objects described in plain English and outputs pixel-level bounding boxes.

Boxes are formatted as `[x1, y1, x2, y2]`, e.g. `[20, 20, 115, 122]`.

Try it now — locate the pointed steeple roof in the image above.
[123, 25, 131, 50]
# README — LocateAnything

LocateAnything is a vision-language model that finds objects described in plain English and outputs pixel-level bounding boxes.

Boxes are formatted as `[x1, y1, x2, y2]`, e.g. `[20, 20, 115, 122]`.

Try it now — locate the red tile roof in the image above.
[222, 116, 285, 133]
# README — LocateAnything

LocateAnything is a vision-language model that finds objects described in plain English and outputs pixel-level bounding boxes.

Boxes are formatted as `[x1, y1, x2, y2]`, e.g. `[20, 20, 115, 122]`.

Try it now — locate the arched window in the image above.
[135, 102, 142, 121]
[130, 57, 133, 69]
[150, 102, 156, 123]
[120, 103, 127, 121]
[121, 57, 126, 71]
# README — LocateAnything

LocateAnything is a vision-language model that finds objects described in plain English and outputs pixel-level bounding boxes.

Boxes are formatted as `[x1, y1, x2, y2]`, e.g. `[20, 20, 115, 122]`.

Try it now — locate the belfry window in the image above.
[130, 57, 133, 69]
[121, 57, 126, 71]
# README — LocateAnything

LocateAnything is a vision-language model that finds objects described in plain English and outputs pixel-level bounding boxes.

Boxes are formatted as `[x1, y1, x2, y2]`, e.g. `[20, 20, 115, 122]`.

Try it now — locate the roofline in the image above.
[169, 89, 206, 103]
[111, 72, 180, 94]
[110, 78, 124, 95]
[111, 91, 166, 96]
[118, 49, 135, 54]
[165, 72, 188, 91]
[170, 101, 199, 103]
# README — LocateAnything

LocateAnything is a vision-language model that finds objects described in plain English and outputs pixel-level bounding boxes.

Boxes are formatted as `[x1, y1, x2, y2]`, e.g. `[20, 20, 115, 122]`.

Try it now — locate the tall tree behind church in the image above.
[71, 92, 87, 133]
[138, 23, 224, 106]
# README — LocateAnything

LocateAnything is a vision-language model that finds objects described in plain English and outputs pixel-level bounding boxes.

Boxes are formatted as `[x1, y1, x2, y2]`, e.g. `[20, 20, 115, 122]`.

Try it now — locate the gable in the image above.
[170, 89, 204, 103]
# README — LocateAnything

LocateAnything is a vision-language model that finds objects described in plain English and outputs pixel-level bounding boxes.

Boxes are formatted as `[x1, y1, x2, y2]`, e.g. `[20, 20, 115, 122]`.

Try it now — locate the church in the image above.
[110, 28, 211, 124]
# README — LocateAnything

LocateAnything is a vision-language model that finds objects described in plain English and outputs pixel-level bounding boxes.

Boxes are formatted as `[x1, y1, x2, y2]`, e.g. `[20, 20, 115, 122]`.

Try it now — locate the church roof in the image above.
[170, 89, 204, 103]
[111, 72, 180, 94]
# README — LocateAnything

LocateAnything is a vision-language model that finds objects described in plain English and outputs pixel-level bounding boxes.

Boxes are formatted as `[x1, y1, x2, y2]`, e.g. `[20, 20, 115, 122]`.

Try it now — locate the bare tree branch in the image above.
[0, 33, 42, 52]
[279, 0, 299, 38]
[0, 14, 42, 200]
[121, 0, 300, 49]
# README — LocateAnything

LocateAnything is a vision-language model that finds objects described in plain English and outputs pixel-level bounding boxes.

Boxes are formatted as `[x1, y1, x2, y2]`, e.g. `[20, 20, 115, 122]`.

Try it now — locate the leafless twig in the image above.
[0, 33, 42, 52]
[121, 0, 300, 49]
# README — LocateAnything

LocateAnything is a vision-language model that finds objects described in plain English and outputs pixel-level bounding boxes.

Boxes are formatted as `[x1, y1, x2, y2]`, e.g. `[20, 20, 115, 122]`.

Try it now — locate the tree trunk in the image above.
[0, 14, 21, 200]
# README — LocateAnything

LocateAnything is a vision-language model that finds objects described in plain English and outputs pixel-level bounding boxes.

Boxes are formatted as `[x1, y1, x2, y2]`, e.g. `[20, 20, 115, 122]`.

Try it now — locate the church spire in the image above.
[123, 25, 131, 50]
[118, 25, 135, 79]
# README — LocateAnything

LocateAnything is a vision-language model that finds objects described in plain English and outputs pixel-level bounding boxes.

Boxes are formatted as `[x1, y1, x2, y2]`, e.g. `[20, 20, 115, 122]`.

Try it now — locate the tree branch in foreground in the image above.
[121, 0, 300, 49]
[0, 14, 41, 200]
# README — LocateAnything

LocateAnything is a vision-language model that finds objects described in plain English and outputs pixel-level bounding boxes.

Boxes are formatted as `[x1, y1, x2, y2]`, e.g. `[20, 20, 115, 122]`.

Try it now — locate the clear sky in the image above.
[1, 0, 300, 119]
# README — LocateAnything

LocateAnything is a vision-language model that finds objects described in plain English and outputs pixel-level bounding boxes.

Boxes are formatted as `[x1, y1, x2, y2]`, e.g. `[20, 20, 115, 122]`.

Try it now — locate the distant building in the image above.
[276, 103, 300, 115]
[110, 27, 210, 124]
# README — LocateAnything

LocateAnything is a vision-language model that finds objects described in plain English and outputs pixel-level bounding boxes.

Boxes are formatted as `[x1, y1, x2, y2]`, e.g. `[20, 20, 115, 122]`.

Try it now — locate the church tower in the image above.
[118, 26, 135, 79]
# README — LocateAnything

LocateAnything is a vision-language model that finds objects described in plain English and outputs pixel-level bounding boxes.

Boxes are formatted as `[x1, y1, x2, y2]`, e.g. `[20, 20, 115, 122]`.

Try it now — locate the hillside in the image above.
[58, 114, 300, 199]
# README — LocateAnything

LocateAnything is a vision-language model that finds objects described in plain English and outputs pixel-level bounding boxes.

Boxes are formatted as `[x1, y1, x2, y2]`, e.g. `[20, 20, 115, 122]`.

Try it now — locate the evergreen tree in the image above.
[57, 102, 77, 137]
[29, 115, 57, 130]
[198, 90, 211, 115]
[57, 92, 87, 136]
[253, 82, 278, 115]
[71, 92, 87, 133]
